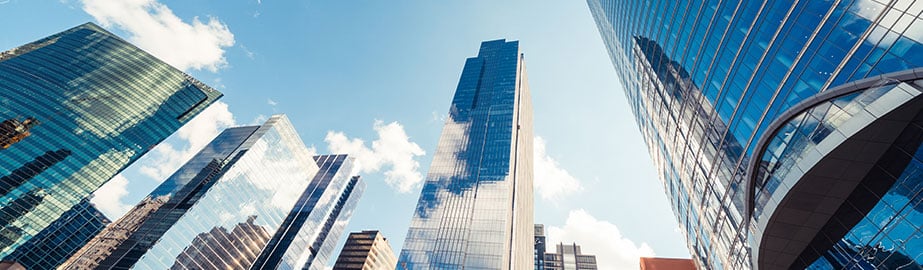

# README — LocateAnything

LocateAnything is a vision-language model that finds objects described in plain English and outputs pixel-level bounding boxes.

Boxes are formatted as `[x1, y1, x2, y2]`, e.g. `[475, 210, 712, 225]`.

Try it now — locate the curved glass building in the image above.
[398, 39, 534, 269]
[0, 23, 221, 258]
[587, 0, 923, 269]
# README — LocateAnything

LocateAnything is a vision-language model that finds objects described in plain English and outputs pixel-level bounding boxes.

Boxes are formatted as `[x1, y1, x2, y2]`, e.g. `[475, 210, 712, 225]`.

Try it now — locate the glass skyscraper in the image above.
[62, 115, 364, 269]
[398, 39, 534, 269]
[0, 22, 222, 258]
[588, 0, 923, 269]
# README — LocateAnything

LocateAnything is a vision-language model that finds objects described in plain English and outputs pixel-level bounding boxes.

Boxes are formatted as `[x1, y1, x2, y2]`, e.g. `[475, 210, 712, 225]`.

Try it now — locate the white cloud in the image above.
[325, 120, 425, 193]
[81, 0, 235, 72]
[430, 111, 446, 124]
[548, 209, 655, 270]
[138, 101, 236, 182]
[534, 136, 582, 200]
[241, 44, 256, 59]
[91, 174, 132, 218]
[212, 77, 226, 89]
[305, 145, 318, 158]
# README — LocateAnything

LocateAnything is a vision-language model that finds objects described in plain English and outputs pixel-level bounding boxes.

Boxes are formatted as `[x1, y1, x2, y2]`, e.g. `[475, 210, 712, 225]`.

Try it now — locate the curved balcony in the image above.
[745, 68, 923, 269]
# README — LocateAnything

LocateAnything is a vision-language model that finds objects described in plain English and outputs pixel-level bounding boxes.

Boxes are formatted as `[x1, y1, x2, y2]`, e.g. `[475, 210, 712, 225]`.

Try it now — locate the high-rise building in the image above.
[587, 0, 923, 269]
[542, 243, 598, 270]
[397, 39, 534, 269]
[3, 198, 109, 269]
[61, 115, 364, 269]
[332, 230, 397, 270]
[534, 225, 546, 270]
[0, 22, 222, 257]
[639, 257, 696, 270]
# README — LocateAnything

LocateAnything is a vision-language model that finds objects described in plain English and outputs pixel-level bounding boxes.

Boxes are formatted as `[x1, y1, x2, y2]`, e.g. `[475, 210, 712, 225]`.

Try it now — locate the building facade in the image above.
[332, 230, 397, 270]
[587, 0, 923, 269]
[3, 198, 109, 269]
[639, 257, 696, 270]
[0, 22, 222, 257]
[397, 39, 534, 269]
[534, 225, 546, 270]
[62, 115, 364, 269]
[542, 243, 598, 270]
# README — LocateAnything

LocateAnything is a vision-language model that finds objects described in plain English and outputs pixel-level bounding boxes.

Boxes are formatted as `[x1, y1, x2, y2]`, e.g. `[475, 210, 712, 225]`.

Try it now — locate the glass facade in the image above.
[252, 155, 366, 270]
[0, 22, 222, 257]
[750, 75, 923, 269]
[398, 39, 534, 269]
[60, 115, 337, 269]
[4, 198, 109, 269]
[587, 0, 923, 268]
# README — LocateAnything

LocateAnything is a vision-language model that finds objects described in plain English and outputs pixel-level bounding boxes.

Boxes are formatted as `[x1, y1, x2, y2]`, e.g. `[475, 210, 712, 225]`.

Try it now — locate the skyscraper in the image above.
[3, 198, 109, 270]
[0, 22, 222, 257]
[332, 230, 397, 270]
[588, 0, 923, 269]
[62, 115, 364, 269]
[398, 39, 534, 269]
[542, 243, 598, 270]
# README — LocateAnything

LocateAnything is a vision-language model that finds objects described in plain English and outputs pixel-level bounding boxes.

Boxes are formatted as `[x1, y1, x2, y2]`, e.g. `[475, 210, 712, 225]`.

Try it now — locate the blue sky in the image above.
[1, 1, 689, 268]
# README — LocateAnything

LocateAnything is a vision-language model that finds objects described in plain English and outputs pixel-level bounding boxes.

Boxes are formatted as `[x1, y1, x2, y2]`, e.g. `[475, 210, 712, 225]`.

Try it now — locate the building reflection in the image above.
[0, 149, 70, 197]
[3, 198, 108, 269]
[171, 216, 271, 270]
[0, 117, 38, 150]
